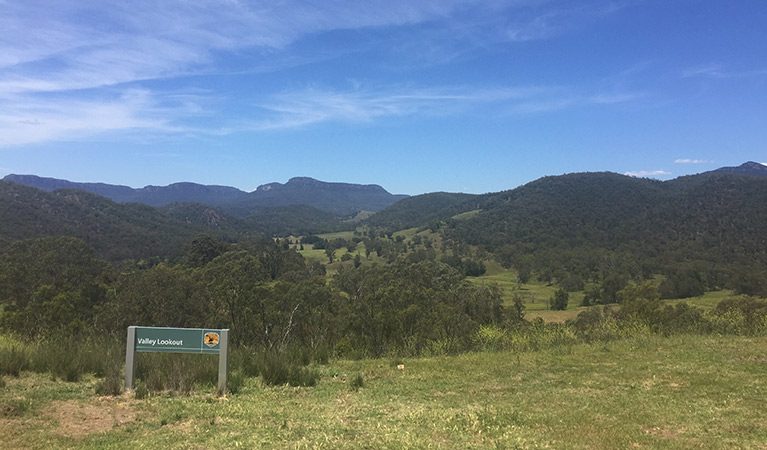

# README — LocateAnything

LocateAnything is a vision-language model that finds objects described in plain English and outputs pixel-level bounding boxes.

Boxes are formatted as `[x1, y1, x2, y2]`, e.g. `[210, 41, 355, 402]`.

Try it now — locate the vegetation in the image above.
[1, 170, 767, 447]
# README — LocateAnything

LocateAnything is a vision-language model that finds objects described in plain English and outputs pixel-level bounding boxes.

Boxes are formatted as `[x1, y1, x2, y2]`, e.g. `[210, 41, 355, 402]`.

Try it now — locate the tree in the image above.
[550, 288, 569, 311]
[325, 247, 336, 263]
[184, 234, 227, 267]
[510, 292, 526, 321]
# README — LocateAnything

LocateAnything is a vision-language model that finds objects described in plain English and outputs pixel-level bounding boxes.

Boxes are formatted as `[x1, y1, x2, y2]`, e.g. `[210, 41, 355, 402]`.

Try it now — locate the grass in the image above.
[452, 209, 481, 220]
[474, 261, 739, 323]
[1, 334, 765, 448]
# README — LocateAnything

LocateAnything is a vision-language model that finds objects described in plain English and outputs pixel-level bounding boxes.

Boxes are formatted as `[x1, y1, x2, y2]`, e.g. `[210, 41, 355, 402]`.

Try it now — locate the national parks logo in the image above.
[204, 332, 219, 347]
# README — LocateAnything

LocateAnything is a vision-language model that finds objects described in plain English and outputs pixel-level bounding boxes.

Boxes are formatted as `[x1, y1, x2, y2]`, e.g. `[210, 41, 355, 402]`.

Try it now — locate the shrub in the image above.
[350, 373, 364, 391]
[0, 342, 29, 377]
[227, 370, 246, 395]
[136, 353, 218, 395]
[134, 380, 149, 400]
[95, 367, 123, 396]
[474, 324, 510, 352]
[257, 350, 321, 387]
[709, 296, 767, 335]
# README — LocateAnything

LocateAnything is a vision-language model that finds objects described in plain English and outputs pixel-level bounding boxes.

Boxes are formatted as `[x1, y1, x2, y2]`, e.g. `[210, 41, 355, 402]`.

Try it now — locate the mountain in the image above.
[2, 174, 407, 216]
[0, 180, 230, 261]
[706, 161, 767, 177]
[243, 177, 408, 216]
[366, 168, 767, 276]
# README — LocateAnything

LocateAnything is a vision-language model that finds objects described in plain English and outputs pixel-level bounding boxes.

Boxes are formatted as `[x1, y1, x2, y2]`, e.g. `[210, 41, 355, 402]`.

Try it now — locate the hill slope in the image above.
[706, 161, 767, 177]
[0, 181, 226, 261]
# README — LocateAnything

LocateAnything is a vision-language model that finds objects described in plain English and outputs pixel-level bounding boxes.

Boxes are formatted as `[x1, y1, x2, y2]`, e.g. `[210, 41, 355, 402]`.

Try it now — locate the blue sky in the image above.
[1, 0, 765, 195]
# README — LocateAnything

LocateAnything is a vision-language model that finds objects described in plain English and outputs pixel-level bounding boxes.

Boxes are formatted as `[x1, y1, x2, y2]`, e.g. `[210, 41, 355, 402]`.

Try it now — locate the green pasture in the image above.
[474, 261, 739, 323]
[2, 334, 765, 448]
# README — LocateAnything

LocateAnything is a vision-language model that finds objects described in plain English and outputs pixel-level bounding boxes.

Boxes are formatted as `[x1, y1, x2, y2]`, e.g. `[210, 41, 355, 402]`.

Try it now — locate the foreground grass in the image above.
[2, 334, 766, 449]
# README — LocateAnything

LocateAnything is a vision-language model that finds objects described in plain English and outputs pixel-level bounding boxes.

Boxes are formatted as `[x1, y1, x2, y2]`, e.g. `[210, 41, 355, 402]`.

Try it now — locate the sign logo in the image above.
[204, 332, 220, 347]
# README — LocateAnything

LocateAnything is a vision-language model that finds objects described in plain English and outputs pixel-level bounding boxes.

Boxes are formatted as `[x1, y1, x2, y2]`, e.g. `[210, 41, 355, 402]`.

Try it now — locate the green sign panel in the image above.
[135, 326, 222, 354]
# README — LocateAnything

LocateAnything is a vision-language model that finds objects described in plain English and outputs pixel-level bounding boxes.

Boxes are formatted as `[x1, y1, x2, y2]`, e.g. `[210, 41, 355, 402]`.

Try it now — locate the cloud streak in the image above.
[675, 159, 710, 164]
[247, 84, 640, 131]
[0, 0, 630, 147]
[624, 170, 671, 178]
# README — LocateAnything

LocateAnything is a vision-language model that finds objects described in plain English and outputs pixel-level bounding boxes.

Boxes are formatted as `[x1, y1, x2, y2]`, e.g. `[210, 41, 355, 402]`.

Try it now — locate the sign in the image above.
[134, 327, 222, 354]
[125, 326, 230, 395]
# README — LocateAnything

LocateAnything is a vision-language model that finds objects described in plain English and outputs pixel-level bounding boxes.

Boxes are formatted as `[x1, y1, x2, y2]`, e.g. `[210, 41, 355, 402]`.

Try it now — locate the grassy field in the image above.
[1, 334, 766, 448]
[473, 261, 737, 323]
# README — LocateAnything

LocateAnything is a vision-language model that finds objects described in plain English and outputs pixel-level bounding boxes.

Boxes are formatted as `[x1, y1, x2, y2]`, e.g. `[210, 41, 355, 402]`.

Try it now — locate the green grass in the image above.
[664, 290, 735, 310]
[452, 209, 481, 220]
[474, 262, 739, 323]
[1, 334, 766, 448]
[473, 261, 587, 322]
[317, 231, 358, 241]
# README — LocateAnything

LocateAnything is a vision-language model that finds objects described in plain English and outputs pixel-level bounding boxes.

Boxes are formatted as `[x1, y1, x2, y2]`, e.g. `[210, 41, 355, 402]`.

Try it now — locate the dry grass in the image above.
[1, 335, 766, 449]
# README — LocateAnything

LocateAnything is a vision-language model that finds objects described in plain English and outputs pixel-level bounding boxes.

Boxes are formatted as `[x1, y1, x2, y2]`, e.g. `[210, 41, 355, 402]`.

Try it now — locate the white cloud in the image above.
[674, 159, 709, 164]
[624, 170, 671, 178]
[0, 90, 198, 147]
[0, 0, 629, 146]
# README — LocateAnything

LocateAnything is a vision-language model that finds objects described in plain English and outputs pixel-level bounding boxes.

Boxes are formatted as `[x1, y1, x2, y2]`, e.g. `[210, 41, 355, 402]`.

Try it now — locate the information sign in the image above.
[125, 326, 229, 395]
[135, 327, 222, 354]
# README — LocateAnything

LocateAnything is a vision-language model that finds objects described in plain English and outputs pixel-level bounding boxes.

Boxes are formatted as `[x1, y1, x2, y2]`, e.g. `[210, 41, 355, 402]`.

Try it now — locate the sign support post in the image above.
[124, 326, 230, 395]
[217, 329, 229, 395]
[125, 326, 137, 391]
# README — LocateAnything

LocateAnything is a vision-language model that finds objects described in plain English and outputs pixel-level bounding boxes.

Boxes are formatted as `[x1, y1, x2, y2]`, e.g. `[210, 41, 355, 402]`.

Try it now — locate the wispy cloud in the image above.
[0, 89, 201, 147]
[247, 84, 640, 131]
[0, 0, 628, 147]
[624, 170, 671, 178]
[674, 159, 710, 164]
[681, 63, 767, 79]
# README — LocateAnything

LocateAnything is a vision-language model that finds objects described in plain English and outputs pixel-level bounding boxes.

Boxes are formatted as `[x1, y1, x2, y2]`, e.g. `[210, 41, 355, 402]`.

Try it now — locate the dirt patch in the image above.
[643, 426, 684, 440]
[45, 398, 137, 439]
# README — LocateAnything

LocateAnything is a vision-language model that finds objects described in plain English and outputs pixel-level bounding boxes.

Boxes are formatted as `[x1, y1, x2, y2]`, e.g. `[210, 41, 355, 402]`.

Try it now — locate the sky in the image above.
[1, 0, 765, 195]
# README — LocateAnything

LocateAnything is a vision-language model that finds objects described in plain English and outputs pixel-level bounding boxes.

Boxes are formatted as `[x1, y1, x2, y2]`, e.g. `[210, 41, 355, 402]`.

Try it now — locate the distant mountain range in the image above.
[2, 161, 766, 267]
[1, 174, 408, 216]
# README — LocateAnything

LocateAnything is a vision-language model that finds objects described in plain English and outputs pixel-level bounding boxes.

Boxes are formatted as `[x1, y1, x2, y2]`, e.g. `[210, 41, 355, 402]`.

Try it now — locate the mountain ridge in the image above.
[2, 174, 407, 216]
[706, 161, 767, 177]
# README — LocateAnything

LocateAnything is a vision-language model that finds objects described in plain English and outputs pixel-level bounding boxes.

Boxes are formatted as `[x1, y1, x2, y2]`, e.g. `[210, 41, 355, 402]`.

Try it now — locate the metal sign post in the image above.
[125, 326, 230, 395]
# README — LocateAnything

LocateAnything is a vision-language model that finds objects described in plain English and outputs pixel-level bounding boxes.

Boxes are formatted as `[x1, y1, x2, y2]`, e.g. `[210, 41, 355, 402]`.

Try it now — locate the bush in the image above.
[350, 373, 364, 391]
[134, 380, 149, 400]
[708, 296, 767, 335]
[136, 353, 218, 395]
[474, 324, 510, 352]
[0, 341, 29, 377]
[95, 367, 123, 396]
[28, 336, 122, 382]
[227, 370, 246, 395]
[258, 350, 320, 387]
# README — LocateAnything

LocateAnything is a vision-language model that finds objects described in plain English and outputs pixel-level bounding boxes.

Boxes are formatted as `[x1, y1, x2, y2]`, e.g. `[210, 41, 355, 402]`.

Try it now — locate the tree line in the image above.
[0, 235, 503, 357]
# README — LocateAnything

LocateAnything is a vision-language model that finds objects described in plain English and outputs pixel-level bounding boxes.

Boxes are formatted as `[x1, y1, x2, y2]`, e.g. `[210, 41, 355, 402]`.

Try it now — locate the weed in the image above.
[136, 353, 217, 395]
[95, 366, 123, 396]
[227, 370, 246, 395]
[0, 341, 29, 377]
[134, 380, 149, 400]
[350, 373, 364, 391]
[1, 397, 31, 418]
